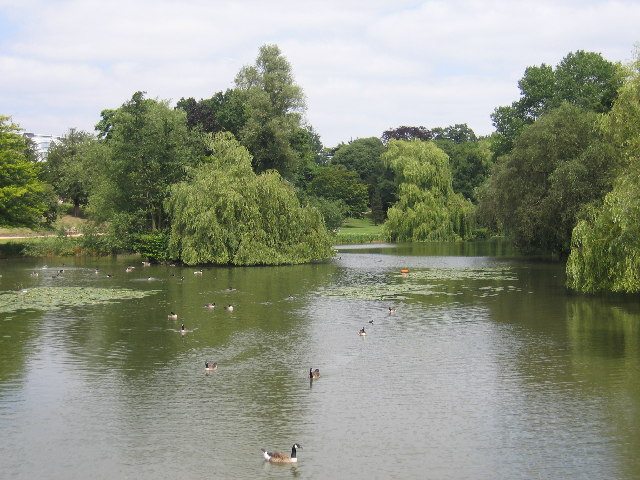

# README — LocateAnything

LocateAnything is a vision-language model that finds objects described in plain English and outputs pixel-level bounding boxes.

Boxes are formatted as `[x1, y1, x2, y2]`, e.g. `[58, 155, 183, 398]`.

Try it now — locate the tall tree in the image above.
[478, 103, 617, 254]
[491, 50, 624, 157]
[166, 132, 333, 265]
[235, 44, 307, 180]
[176, 88, 246, 137]
[0, 116, 52, 227]
[382, 140, 474, 242]
[44, 129, 94, 217]
[90, 92, 201, 232]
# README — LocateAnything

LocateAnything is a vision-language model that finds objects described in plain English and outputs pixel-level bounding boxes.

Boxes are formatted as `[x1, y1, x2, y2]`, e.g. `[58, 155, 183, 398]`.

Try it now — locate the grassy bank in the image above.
[333, 217, 386, 244]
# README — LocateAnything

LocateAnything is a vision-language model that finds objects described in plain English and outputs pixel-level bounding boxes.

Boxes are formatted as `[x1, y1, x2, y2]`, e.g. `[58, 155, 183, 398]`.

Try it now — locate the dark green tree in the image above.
[478, 103, 617, 254]
[44, 129, 94, 217]
[491, 50, 624, 157]
[307, 165, 369, 217]
[235, 44, 307, 180]
[90, 92, 201, 233]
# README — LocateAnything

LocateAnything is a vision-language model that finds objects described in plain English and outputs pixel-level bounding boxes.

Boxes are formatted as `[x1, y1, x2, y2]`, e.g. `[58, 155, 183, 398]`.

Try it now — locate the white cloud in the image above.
[1, 0, 637, 145]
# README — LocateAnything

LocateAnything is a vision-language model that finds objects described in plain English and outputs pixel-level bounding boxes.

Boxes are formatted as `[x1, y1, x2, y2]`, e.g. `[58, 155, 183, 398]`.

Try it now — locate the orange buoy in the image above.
[400, 269, 410, 273]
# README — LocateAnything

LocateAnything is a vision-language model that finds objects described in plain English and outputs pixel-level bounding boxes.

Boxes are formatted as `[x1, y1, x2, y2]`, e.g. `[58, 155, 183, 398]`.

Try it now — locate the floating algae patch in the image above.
[0, 286, 160, 314]
[400, 267, 518, 282]
[316, 267, 519, 301]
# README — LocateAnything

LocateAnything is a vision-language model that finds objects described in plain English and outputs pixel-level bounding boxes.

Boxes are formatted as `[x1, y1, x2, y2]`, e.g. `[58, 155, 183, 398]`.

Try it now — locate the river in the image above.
[0, 242, 638, 479]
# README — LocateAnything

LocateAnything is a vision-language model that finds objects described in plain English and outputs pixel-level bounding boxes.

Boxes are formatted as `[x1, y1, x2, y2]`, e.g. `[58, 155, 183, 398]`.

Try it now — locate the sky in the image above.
[0, 0, 638, 147]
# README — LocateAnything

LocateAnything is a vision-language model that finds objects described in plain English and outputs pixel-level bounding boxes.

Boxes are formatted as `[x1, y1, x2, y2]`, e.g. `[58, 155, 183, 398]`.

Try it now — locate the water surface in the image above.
[1, 243, 638, 479]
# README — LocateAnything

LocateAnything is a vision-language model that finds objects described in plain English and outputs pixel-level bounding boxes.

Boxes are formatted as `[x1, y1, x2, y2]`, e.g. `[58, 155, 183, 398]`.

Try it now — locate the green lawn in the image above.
[333, 216, 386, 244]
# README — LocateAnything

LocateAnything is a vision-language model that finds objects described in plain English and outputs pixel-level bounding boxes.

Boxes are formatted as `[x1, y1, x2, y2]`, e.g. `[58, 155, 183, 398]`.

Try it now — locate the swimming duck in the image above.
[168, 312, 178, 320]
[224, 305, 234, 312]
[388, 306, 397, 313]
[204, 303, 216, 309]
[205, 362, 218, 371]
[358, 327, 367, 336]
[309, 368, 320, 379]
[261, 444, 302, 463]
[180, 324, 187, 334]
[368, 319, 374, 324]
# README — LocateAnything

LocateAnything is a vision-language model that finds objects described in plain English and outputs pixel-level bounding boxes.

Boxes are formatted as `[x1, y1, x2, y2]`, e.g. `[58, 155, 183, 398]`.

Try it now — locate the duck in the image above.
[388, 306, 397, 313]
[261, 444, 302, 463]
[358, 327, 367, 336]
[368, 319, 374, 324]
[168, 312, 178, 320]
[193, 270, 203, 275]
[141, 261, 151, 267]
[30, 272, 39, 277]
[180, 324, 187, 334]
[205, 361, 218, 371]
[125, 266, 135, 273]
[204, 303, 216, 309]
[224, 305, 234, 312]
[309, 368, 320, 379]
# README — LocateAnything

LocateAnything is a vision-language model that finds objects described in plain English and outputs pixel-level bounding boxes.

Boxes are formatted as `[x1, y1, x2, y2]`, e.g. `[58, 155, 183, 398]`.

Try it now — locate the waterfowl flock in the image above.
[19, 261, 403, 467]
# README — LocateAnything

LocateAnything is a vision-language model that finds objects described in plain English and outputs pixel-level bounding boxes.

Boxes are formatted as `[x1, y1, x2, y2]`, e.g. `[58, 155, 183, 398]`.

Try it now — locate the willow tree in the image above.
[166, 132, 334, 265]
[382, 139, 473, 242]
[567, 52, 640, 293]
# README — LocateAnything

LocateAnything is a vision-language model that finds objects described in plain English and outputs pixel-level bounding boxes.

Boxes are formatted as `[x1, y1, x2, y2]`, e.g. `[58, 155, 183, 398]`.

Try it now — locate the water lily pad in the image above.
[0, 286, 160, 314]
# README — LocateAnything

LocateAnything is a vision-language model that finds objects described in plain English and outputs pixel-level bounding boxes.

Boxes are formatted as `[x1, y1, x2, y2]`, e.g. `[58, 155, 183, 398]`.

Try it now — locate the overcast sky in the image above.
[0, 0, 637, 147]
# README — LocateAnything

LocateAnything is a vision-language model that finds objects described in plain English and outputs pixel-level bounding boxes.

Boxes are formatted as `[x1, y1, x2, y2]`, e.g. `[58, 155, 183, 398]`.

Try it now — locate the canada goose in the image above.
[94, 268, 99, 274]
[180, 324, 187, 334]
[358, 327, 367, 336]
[309, 368, 320, 379]
[205, 362, 218, 371]
[204, 303, 216, 309]
[261, 444, 302, 463]
[193, 270, 203, 275]
[141, 261, 151, 267]
[168, 312, 178, 320]
[125, 266, 135, 273]
[30, 272, 39, 277]
[388, 307, 397, 313]
[368, 319, 374, 324]
[224, 305, 234, 312]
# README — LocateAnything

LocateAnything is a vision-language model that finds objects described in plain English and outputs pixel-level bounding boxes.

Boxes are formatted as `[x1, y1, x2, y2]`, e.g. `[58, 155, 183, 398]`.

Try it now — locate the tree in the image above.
[382, 140, 474, 241]
[567, 51, 640, 292]
[477, 103, 617, 254]
[166, 132, 334, 265]
[44, 129, 94, 217]
[0, 116, 52, 227]
[331, 137, 386, 181]
[176, 88, 246, 137]
[491, 50, 624, 157]
[307, 165, 369, 217]
[381, 125, 432, 144]
[235, 44, 307, 180]
[89, 91, 201, 233]
[431, 123, 477, 144]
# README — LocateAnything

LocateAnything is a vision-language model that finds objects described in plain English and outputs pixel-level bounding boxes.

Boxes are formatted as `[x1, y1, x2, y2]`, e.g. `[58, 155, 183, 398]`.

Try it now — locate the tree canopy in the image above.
[491, 50, 624, 157]
[235, 44, 307, 180]
[0, 116, 52, 228]
[89, 91, 201, 232]
[478, 103, 617, 254]
[567, 53, 640, 292]
[166, 132, 334, 265]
